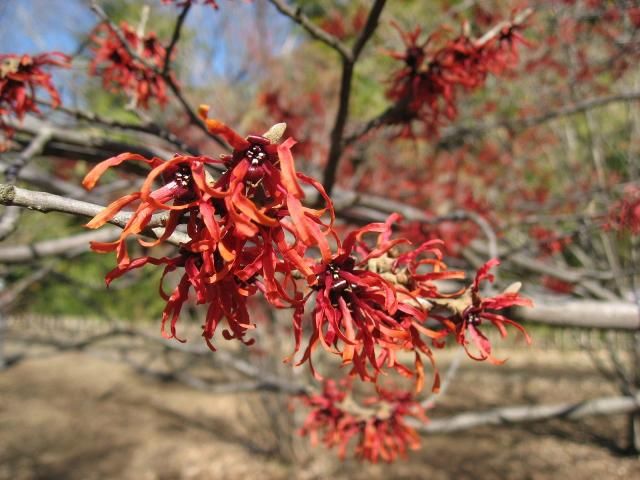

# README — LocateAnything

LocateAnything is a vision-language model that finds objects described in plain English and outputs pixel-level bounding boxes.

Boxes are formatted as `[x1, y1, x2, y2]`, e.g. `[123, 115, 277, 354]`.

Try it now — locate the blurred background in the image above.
[1, 0, 640, 478]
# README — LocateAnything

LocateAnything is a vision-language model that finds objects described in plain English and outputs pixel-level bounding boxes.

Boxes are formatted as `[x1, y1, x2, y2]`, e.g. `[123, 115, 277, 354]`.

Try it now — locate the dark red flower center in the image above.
[405, 46, 424, 70]
[174, 164, 193, 189]
[321, 257, 357, 305]
[463, 305, 481, 326]
[246, 143, 268, 165]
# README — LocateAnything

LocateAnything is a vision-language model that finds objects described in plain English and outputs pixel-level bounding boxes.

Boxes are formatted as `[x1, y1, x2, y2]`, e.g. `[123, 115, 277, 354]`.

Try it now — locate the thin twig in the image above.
[3, 128, 53, 184]
[0, 228, 123, 264]
[438, 91, 640, 148]
[43, 101, 200, 155]
[266, 0, 351, 60]
[0, 266, 53, 311]
[475, 8, 532, 47]
[163, 2, 192, 75]
[322, 0, 387, 196]
[422, 351, 463, 409]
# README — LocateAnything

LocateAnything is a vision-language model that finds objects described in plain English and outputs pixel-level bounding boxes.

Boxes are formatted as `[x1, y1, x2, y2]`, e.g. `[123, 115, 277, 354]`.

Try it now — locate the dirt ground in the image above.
[1, 346, 639, 480]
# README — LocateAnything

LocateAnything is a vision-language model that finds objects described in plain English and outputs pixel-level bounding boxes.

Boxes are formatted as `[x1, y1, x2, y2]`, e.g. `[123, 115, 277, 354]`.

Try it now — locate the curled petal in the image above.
[83, 153, 164, 190]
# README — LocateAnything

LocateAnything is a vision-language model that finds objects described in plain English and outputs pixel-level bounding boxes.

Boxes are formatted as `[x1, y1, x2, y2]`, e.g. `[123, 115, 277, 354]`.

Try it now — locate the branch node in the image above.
[0, 184, 16, 205]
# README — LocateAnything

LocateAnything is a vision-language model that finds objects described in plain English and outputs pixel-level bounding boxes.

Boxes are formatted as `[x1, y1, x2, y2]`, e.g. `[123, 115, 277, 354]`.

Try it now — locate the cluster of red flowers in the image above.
[386, 13, 530, 136]
[85, 111, 531, 379]
[83, 108, 333, 348]
[291, 230, 530, 459]
[529, 226, 572, 257]
[607, 186, 640, 235]
[542, 276, 575, 295]
[0, 52, 69, 141]
[83, 108, 534, 461]
[536, 1, 640, 83]
[89, 21, 171, 108]
[299, 379, 426, 463]
[319, 5, 368, 40]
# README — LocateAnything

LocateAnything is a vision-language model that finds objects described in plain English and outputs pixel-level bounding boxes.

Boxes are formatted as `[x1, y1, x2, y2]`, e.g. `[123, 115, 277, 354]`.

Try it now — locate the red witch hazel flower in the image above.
[89, 21, 171, 108]
[197, 105, 335, 280]
[385, 11, 531, 136]
[299, 379, 426, 463]
[433, 258, 532, 363]
[83, 110, 334, 349]
[82, 150, 255, 348]
[529, 225, 572, 256]
[0, 52, 70, 140]
[293, 214, 462, 392]
[607, 185, 640, 235]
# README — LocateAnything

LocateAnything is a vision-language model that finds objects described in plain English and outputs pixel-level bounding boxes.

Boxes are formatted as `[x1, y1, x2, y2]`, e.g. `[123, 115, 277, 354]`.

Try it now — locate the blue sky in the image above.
[0, 0, 294, 82]
[0, 0, 94, 54]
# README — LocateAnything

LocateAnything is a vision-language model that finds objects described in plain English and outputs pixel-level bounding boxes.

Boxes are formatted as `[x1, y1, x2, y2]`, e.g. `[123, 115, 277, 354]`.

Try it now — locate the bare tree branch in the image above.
[10, 115, 175, 162]
[45, 102, 199, 155]
[0, 184, 189, 245]
[163, 2, 191, 75]
[514, 300, 640, 330]
[438, 91, 640, 148]
[475, 8, 533, 46]
[322, 0, 387, 197]
[0, 207, 21, 243]
[0, 228, 122, 264]
[9, 325, 311, 395]
[0, 129, 53, 241]
[0, 162, 87, 199]
[0, 266, 53, 311]
[469, 240, 618, 301]
[422, 351, 463, 409]
[3, 127, 52, 184]
[414, 392, 640, 434]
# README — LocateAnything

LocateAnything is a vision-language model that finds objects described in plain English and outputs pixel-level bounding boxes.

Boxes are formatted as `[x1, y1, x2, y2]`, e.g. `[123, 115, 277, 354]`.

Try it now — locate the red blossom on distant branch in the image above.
[386, 12, 531, 136]
[542, 276, 575, 295]
[0, 52, 69, 139]
[299, 379, 426, 463]
[319, 5, 368, 40]
[438, 259, 532, 363]
[607, 185, 640, 235]
[529, 225, 572, 256]
[294, 214, 462, 392]
[89, 21, 171, 108]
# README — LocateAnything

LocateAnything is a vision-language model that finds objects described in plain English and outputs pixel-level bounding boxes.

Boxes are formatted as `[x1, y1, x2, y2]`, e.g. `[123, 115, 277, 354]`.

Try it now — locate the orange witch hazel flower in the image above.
[82, 152, 214, 266]
[299, 379, 426, 463]
[433, 258, 533, 363]
[293, 213, 462, 392]
[82, 110, 334, 347]
[197, 105, 335, 276]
